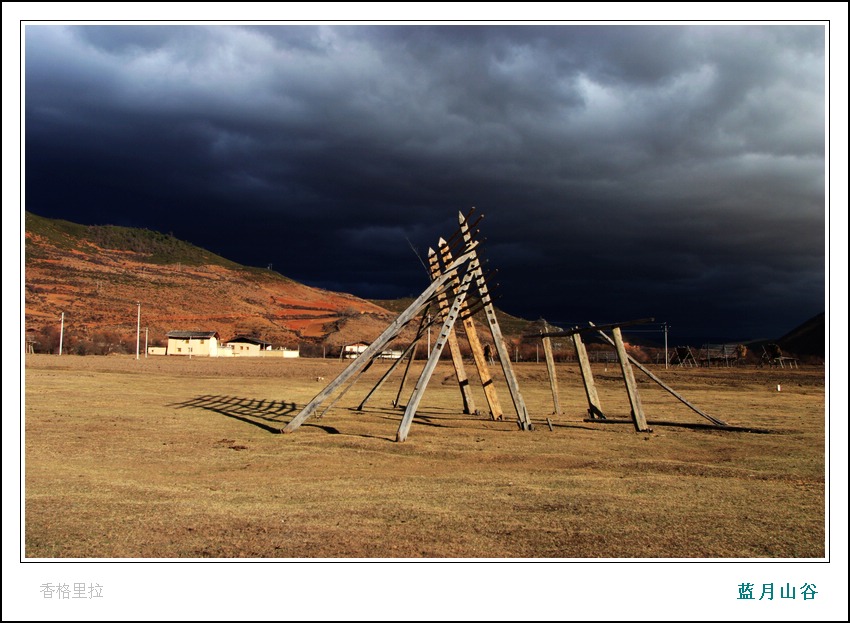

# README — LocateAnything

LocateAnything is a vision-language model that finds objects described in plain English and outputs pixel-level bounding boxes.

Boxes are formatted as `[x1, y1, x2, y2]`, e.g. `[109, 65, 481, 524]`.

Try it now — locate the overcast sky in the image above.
[23, 23, 830, 341]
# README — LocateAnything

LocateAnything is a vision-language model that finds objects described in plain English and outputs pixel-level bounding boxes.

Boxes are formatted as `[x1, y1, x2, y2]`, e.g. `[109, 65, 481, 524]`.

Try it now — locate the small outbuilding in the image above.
[342, 342, 370, 359]
[225, 335, 273, 356]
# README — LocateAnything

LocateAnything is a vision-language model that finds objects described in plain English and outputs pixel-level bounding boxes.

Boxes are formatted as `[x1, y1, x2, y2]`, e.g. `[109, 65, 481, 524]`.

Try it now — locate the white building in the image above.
[225, 335, 273, 356]
[342, 342, 370, 359]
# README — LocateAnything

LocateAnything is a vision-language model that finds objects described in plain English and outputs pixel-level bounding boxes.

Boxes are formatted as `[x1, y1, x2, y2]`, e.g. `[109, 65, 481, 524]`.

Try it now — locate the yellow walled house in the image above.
[165, 331, 220, 356]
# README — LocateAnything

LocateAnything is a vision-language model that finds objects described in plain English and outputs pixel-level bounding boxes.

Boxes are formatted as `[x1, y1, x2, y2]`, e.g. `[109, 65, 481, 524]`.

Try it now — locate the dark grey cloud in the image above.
[24, 24, 827, 341]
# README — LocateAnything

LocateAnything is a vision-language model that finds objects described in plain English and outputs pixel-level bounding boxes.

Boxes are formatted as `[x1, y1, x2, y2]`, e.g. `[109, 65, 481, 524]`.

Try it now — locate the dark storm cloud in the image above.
[24, 24, 826, 340]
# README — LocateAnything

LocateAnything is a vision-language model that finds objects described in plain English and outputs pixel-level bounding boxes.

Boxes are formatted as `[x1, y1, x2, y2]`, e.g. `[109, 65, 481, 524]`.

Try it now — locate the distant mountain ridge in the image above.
[24, 211, 823, 361]
[26, 211, 244, 269]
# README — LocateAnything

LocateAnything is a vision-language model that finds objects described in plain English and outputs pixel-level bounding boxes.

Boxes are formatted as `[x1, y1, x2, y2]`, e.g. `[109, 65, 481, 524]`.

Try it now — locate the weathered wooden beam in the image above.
[588, 322, 727, 427]
[397, 258, 477, 441]
[612, 327, 650, 432]
[428, 244, 476, 415]
[439, 238, 504, 421]
[542, 332, 562, 416]
[527, 317, 655, 339]
[459, 211, 532, 431]
[282, 242, 479, 433]
[572, 333, 605, 419]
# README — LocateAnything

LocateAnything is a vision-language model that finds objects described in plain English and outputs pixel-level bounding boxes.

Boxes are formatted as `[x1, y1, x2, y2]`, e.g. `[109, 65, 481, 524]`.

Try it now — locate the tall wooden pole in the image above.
[58, 312, 64, 356]
[397, 262, 477, 441]
[459, 211, 531, 430]
[428, 245, 475, 414]
[542, 331, 562, 416]
[439, 239, 504, 420]
[572, 333, 604, 419]
[612, 327, 650, 432]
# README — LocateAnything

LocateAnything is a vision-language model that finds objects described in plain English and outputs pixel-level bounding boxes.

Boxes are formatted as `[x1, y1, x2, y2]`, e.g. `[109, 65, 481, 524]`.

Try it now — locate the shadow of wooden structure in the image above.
[528, 319, 729, 433]
[281, 209, 532, 442]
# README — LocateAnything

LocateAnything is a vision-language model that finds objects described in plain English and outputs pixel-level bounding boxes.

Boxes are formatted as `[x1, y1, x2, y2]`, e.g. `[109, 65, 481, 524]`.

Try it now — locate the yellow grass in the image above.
[25, 354, 825, 558]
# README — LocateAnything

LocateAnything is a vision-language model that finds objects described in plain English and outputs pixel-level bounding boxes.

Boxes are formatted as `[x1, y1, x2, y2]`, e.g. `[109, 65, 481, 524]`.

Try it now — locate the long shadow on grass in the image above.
[169, 394, 341, 435]
[359, 406, 522, 433]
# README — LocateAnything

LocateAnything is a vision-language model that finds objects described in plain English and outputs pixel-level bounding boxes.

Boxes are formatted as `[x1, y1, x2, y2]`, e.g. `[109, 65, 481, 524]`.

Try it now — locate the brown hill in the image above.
[24, 212, 402, 355]
[776, 313, 825, 358]
[746, 313, 825, 362]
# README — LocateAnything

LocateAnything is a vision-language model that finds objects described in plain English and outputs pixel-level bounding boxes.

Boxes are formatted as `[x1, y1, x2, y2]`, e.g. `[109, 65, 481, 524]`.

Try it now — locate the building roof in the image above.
[167, 331, 220, 339]
[226, 335, 272, 346]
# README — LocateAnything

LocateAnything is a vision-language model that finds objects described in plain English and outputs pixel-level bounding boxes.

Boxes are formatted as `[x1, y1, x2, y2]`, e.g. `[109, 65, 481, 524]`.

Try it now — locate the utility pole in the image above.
[136, 302, 141, 360]
[59, 312, 64, 356]
[145, 327, 149, 358]
[663, 322, 669, 370]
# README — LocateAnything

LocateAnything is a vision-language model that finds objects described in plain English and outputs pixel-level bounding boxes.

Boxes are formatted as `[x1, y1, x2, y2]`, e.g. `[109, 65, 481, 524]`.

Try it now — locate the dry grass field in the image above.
[24, 353, 826, 559]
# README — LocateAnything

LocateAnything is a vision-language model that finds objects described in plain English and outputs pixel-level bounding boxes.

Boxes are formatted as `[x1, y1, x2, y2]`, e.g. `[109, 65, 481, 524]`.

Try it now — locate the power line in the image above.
[405, 235, 430, 278]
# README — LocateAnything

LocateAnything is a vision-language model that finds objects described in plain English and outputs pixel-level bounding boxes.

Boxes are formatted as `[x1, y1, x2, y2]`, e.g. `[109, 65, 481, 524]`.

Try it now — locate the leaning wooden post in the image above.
[572, 333, 605, 419]
[612, 327, 650, 432]
[393, 342, 418, 408]
[541, 325, 562, 416]
[459, 211, 531, 430]
[283, 243, 478, 433]
[428, 245, 476, 415]
[439, 238, 504, 420]
[588, 322, 727, 426]
[397, 260, 477, 441]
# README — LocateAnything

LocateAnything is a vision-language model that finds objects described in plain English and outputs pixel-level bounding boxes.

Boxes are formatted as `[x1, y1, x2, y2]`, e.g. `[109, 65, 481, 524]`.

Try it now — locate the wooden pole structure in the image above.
[359, 336, 419, 410]
[588, 322, 727, 426]
[397, 258, 477, 441]
[282, 242, 479, 433]
[541, 322, 562, 416]
[572, 333, 605, 419]
[439, 238, 504, 420]
[393, 342, 418, 408]
[612, 327, 650, 432]
[428, 245, 476, 414]
[358, 307, 434, 411]
[459, 211, 532, 430]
